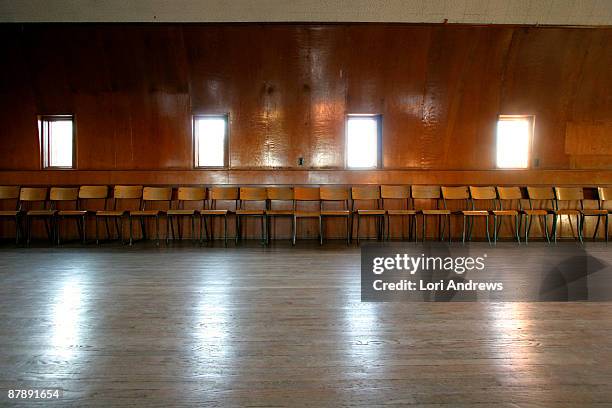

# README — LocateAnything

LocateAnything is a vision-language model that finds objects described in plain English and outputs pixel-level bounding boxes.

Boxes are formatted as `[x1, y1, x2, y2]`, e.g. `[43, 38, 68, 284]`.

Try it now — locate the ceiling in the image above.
[0, 0, 611, 25]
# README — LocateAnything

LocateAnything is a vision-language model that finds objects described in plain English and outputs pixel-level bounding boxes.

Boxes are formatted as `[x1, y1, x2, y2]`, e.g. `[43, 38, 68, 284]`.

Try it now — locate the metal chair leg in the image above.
[129, 215, 133, 246]
[544, 215, 550, 244]
[493, 215, 498, 245]
[485, 215, 491, 245]
[346, 216, 350, 245]
[192, 215, 197, 244]
[14, 217, 20, 245]
[320, 216, 325, 245]
[462, 216, 466, 244]
[155, 216, 160, 246]
[356, 214, 360, 245]
[292, 216, 297, 246]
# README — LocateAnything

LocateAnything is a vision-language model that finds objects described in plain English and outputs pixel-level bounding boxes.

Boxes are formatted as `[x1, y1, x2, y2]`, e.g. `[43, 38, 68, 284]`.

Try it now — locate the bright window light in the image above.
[194, 115, 227, 168]
[347, 115, 380, 168]
[39, 116, 74, 168]
[496, 116, 532, 169]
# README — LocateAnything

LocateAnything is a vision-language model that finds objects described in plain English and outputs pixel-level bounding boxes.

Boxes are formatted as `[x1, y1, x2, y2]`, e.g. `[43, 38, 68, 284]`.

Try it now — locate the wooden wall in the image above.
[0, 23, 611, 240]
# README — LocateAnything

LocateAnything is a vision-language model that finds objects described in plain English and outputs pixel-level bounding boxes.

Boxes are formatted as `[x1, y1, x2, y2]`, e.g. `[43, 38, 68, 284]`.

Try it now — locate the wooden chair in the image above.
[593, 187, 611, 242]
[320, 186, 351, 245]
[440, 186, 485, 244]
[351, 186, 385, 244]
[292, 187, 320, 245]
[65, 185, 109, 244]
[51, 187, 83, 245]
[494, 186, 523, 244]
[236, 187, 267, 245]
[200, 187, 238, 246]
[166, 187, 206, 243]
[0, 186, 21, 244]
[381, 185, 416, 241]
[553, 187, 586, 243]
[466, 186, 496, 244]
[413, 185, 450, 242]
[20, 187, 53, 245]
[96, 185, 142, 245]
[525, 187, 555, 244]
[129, 187, 172, 246]
[266, 187, 294, 244]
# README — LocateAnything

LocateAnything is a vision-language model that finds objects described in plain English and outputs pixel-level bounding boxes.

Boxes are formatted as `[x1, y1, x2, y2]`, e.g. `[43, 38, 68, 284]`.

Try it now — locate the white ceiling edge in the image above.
[0, 0, 611, 26]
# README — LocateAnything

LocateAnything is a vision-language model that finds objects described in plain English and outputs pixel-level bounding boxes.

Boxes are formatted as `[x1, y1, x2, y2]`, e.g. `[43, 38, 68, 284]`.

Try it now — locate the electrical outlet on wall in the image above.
[297, 157, 304, 166]
[534, 158, 540, 167]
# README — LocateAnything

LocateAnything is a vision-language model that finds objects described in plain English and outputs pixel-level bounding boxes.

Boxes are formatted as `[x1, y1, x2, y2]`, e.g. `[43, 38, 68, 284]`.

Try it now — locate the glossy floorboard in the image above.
[0, 241, 611, 407]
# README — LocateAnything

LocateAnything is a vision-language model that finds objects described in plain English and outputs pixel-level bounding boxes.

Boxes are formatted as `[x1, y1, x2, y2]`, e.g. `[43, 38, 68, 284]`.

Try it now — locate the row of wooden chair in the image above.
[0, 185, 610, 245]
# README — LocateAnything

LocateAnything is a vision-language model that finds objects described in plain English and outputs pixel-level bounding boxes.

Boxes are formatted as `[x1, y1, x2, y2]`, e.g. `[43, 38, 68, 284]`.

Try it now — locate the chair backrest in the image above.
[143, 187, 173, 201]
[351, 186, 380, 200]
[19, 187, 47, 201]
[380, 185, 410, 199]
[114, 185, 143, 199]
[320, 186, 349, 201]
[555, 187, 584, 201]
[177, 187, 207, 201]
[411, 185, 441, 200]
[527, 186, 554, 200]
[441, 186, 469, 200]
[497, 186, 522, 200]
[239, 187, 267, 201]
[50, 187, 79, 201]
[598, 187, 612, 202]
[0, 186, 20, 200]
[469, 186, 497, 200]
[267, 187, 293, 201]
[210, 187, 239, 201]
[293, 187, 320, 201]
[79, 185, 108, 199]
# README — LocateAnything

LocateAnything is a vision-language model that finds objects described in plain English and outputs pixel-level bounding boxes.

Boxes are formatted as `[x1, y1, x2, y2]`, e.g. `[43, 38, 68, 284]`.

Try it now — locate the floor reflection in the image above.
[51, 277, 85, 359]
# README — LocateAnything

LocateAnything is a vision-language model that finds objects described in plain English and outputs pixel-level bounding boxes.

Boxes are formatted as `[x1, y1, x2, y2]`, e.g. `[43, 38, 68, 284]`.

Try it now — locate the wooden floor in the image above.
[1, 242, 612, 407]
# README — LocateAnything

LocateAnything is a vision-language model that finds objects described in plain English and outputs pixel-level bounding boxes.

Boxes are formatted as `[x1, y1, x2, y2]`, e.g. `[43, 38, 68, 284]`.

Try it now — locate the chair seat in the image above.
[387, 209, 417, 215]
[58, 210, 88, 216]
[356, 209, 386, 215]
[266, 210, 294, 216]
[555, 209, 581, 215]
[462, 210, 490, 216]
[523, 209, 549, 216]
[421, 209, 451, 215]
[582, 209, 609, 216]
[321, 210, 351, 216]
[96, 210, 125, 217]
[27, 210, 56, 216]
[236, 209, 265, 215]
[130, 210, 162, 216]
[0, 210, 19, 216]
[492, 210, 519, 216]
[200, 209, 230, 215]
[167, 209, 198, 216]
[295, 211, 320, 218]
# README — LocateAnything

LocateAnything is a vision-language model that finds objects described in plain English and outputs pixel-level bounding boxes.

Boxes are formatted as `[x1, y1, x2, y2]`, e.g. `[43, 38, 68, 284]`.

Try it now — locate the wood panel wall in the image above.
[0, 23, 611, 240]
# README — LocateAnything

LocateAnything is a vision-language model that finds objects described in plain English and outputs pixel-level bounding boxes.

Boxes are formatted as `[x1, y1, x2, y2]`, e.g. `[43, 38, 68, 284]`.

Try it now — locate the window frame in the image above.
[38, 114, 76, 170]
[345, 113, 383, 170]
[193, 114, 229, 169]
[495, 114, 535, 170]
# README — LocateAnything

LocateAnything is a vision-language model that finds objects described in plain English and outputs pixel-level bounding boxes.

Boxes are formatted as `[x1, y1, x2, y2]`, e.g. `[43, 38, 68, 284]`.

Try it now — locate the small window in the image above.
[496, 115, 533, 169]
[39, 115, 75, 169]
[194, 115, 228, 168]
[346, 114, 382, 169]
